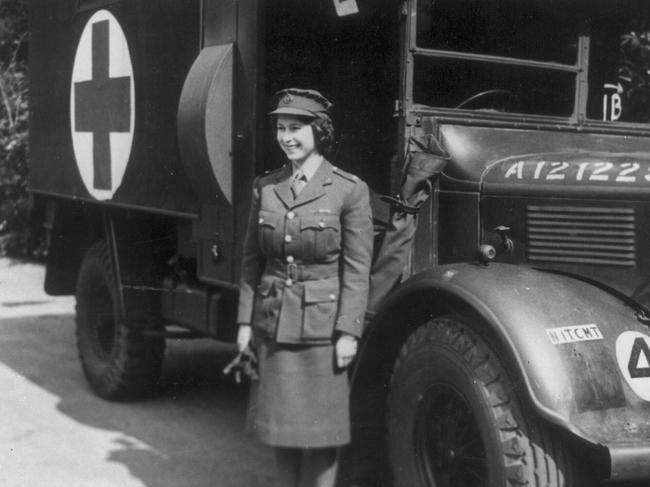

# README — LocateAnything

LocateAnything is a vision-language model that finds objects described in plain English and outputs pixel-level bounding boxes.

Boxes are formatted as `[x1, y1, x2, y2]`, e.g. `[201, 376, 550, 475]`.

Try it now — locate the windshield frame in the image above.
[404, 0, 650, 135]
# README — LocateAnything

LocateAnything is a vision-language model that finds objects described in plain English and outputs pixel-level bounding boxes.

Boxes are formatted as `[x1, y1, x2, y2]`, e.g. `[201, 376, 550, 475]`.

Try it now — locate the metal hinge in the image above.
[406, 111, 421, 127]
[393, 99, 403, 117]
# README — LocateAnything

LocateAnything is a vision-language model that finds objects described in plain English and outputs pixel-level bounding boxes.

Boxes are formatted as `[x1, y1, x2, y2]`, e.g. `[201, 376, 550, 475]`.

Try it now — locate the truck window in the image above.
[587, 2, 650, 124]
[413, 0, 580, 118]
[416, 0, 578, 64]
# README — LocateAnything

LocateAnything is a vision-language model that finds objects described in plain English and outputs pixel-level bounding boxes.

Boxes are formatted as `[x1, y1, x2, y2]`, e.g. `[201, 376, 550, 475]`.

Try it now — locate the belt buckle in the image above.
[287, 262, 299, 282]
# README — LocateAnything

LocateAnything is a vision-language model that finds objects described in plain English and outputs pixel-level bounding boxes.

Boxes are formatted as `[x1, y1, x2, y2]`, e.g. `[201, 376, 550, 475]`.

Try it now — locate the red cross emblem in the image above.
[70, 10, 135, 200]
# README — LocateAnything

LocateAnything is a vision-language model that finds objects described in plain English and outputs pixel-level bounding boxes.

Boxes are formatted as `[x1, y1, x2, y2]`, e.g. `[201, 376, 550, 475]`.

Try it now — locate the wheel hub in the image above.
[414, 383, 487, 487]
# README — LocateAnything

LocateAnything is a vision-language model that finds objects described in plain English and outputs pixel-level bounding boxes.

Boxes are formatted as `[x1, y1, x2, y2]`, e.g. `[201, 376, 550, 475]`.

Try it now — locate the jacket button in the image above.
[258, 217, 264, 224]
[286, 255, 294, 263]
[284, 235, 292, 243]
[329, 294, 336, 301]
[285, 278, 293, 287]
[287, 211, 295, 219]
[318, 221, 325, 228]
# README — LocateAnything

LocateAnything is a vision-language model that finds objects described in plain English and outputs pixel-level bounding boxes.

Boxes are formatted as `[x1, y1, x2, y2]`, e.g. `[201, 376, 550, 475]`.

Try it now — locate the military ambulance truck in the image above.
[28, 0, 650, 485]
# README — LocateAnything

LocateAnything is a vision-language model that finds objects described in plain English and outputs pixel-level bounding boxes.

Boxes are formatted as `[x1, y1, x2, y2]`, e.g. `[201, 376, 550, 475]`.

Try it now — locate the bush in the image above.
[0, 0, 42, 258]
[0, 63, 34, 257]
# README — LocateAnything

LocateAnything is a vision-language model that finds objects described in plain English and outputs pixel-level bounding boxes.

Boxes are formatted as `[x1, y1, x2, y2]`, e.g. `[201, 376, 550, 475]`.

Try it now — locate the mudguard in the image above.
[373, 262, 650, 480]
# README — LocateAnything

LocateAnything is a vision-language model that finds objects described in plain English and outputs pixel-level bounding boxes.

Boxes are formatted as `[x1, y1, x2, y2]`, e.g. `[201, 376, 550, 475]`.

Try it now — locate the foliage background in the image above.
[0, 0, 36, 257]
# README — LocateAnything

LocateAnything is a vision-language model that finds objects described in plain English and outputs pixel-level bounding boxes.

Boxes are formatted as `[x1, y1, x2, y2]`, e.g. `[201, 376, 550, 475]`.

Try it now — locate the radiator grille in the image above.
[527, 205, 636, 267]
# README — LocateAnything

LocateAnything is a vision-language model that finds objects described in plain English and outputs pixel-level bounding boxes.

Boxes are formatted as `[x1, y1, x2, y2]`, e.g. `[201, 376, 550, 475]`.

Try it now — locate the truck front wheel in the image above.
[388, 315, 585, 487]
[75, 241, 164, 400]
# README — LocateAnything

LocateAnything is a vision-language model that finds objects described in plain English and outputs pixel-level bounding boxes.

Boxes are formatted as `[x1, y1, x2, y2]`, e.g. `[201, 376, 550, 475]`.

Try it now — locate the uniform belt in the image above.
[265, 259, 339, 282]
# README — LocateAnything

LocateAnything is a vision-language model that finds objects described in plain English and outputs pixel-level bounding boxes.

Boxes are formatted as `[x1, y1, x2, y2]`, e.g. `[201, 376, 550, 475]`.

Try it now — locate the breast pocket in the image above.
[252, 277, 281, 338]
[257, 210, 281, 256]
[302, 277, 340, 341]
[299, 215, 341, 261]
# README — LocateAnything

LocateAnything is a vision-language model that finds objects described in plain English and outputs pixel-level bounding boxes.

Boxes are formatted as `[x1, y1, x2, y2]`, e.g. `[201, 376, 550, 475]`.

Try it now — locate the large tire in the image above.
[75, 241, 165, 400]
[388, 315, 585, 487]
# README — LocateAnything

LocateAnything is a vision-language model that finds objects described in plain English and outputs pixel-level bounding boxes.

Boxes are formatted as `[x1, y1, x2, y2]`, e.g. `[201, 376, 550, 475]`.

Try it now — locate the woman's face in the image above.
[276, 115, 317, 164]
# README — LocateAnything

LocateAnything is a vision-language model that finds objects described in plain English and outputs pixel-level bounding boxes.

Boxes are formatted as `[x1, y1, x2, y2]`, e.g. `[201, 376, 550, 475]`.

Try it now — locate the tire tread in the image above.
[389, 316, 578, 487]
[75, 241, 164, 401]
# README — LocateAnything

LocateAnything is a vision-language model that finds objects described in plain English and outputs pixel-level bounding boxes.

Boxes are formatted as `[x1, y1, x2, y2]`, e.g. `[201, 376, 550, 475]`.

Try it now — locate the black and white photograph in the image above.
[3, 0, 650, 485]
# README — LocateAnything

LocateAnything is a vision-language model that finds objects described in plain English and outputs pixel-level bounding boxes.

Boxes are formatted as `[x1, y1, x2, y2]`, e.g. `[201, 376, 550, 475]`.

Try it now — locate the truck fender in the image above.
[42, 198, 103, 295]
[358, 262, 650, 452]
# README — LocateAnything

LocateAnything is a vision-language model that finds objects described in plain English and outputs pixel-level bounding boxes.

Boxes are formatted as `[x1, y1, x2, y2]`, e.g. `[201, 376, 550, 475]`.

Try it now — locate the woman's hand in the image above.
[335, 333, 358, 369]
[223, 324, 258, 383]
[237, 323, 252, 352]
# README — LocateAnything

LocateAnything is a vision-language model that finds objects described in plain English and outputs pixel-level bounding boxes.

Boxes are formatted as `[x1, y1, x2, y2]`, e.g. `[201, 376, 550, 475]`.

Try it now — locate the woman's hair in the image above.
[310, 114, 334, 156]
[273, 114, 335, 156]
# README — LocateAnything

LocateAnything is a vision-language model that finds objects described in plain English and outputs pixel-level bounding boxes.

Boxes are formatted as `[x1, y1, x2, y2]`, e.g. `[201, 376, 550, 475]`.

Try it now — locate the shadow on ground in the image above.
[0, 313, 277, 487]
[6, 311, 645, 487]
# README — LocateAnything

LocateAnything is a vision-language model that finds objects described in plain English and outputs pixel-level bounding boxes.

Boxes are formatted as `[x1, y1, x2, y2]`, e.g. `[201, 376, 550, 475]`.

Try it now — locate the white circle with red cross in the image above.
[70, 9, 135, 201]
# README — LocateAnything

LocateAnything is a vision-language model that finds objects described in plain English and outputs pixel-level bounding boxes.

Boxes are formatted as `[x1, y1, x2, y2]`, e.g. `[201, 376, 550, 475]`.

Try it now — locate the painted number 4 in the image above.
[616, 331, 650, 401]
[628, 337, 650, 378]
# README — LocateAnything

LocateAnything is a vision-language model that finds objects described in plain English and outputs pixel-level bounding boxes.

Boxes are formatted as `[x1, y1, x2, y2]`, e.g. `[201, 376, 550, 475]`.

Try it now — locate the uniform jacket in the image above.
[237, 159, 373, 345]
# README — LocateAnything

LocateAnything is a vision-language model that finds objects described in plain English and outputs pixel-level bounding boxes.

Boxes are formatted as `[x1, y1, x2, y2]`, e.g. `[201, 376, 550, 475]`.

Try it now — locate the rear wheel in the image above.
[388, 315, 585, 487]
[75, 241, 165, 400]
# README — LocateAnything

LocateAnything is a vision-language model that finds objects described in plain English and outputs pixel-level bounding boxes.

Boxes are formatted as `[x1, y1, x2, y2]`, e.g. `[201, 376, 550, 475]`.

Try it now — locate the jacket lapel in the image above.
[273, 164, 294, 209]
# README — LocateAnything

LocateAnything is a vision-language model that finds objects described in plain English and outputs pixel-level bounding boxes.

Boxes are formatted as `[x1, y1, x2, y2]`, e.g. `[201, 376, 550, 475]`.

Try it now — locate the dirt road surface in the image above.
[0, 258, 276, 487]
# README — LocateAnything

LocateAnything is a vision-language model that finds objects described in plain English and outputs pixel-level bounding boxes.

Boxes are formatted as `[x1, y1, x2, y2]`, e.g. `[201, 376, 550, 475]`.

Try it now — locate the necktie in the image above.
[291, 170, 307, 199]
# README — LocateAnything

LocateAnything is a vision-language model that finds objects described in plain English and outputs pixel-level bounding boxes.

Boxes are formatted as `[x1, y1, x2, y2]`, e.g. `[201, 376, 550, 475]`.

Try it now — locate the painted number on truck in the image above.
[616, 331, 650, 401]
[502, 160, 650, 184]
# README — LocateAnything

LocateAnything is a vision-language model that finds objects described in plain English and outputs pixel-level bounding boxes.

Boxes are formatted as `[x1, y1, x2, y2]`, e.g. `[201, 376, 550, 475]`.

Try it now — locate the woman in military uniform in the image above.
[236, 88, 373, 487]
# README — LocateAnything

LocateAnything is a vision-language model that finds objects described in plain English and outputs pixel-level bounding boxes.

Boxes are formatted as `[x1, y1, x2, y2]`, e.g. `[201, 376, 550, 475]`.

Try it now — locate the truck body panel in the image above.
[29, 0, 201, 216]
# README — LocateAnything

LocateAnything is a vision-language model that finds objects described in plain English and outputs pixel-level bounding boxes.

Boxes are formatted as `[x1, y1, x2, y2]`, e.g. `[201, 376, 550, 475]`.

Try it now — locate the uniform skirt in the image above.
[246, 335, 351, 448]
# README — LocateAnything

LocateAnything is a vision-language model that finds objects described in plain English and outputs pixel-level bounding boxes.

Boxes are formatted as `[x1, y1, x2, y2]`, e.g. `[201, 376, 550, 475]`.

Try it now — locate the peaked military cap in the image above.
[269, 88, 333, 118]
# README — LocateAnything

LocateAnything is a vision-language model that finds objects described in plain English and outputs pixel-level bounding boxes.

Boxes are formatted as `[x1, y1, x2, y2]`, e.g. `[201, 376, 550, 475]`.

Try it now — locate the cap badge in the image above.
[281, 93, 294, 105]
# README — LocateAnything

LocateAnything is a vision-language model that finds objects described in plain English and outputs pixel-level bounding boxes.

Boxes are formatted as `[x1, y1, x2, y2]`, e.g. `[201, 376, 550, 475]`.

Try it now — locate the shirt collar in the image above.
[292, 156, 323, 181]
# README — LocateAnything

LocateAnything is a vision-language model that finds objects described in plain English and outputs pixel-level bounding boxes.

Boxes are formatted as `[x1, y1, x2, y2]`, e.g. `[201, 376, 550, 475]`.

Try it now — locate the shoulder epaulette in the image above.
[331, 165, 359, 184]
